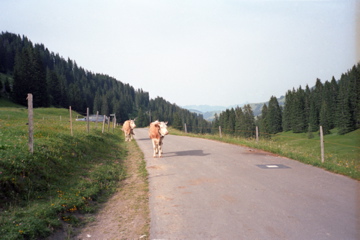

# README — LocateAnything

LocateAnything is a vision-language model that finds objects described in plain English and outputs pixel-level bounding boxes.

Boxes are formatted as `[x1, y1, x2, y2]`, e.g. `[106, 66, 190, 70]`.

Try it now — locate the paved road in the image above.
[133, 128, 359, 240]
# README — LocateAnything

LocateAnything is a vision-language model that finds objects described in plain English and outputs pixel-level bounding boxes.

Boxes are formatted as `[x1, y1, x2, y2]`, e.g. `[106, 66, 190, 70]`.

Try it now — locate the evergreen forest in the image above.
[0, 32, 210, 132]
[1, 31, 359, 136]
[214, 64, 360, 137]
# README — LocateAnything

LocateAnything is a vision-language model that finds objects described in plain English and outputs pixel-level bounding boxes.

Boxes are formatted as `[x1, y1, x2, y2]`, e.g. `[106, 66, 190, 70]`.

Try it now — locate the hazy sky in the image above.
[1, 0, 359, 107]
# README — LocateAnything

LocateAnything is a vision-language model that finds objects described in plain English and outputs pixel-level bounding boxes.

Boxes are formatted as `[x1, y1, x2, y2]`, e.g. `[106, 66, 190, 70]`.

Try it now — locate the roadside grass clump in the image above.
[169, 127, 360, 180]
[0, 107, 127, 239]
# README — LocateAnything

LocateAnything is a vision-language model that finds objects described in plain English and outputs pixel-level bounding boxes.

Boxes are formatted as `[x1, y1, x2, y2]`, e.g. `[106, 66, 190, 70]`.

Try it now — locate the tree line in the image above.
[213, 64, 359, 137]
[1, 32, 358, 136]
[0, 31, 210, 131]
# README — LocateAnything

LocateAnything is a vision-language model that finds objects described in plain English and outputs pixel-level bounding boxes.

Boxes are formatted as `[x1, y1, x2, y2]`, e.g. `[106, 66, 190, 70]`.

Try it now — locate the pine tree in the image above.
[348, 65, 360, 129]
[292, 87, 306, 133]
[212, 113, 220, 134]
[228, 108, 236, 134]
[46, 69, 62, 107]
[31, 47, 48, 107]
[319, 100, 331, 134]
[259, 104, 270, 138]
[4, 78, 11, 97]
[136, 108, 148, 127]
[173, 112, 182, 130]
[234, 106, 245, 137]
[282, 90, 293, 132]
[267, 96, 282, 134]
[68, 83, 84, 112]
[309, 78, 323, 131]
[308, 99, 318, 132]
[323, 78, 338, 129]
[101, 95, 109, 116]
[336, 74, 354, 134]
[304, 85, 311, 126]
[110, 96, 121, 119]
[354, 63, 360, 129]
[12, 48, 32, 106]
[0, 77, 3, 97]
[12, 45, 49, 107]
[242, 104, 255, 138]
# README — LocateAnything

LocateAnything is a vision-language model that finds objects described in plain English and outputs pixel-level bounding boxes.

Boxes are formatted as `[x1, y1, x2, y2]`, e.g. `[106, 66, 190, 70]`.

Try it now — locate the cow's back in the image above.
[149, 122, 160, 139]
[122, 120, 131, 134]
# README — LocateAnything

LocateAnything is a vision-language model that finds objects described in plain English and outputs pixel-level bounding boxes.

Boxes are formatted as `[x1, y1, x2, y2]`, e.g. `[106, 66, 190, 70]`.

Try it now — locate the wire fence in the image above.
[0, 94, 122, 154]
[2, 115, 358, 149]
[177, 123, 360, 152]
[1, 95, 358, 163]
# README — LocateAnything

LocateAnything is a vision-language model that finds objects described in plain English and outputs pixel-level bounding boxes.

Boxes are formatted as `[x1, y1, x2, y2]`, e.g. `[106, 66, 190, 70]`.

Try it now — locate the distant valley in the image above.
[182, 96, 285, 121]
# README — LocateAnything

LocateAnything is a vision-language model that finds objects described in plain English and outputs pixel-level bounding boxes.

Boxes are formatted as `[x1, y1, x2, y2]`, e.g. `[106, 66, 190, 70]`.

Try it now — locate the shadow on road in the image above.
[164, 150, 210, 157]
[134, 138, 150, 141]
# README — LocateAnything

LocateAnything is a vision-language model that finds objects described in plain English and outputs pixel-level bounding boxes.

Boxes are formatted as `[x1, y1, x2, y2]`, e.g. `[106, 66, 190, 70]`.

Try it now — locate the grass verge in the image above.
[72, 139, 150, 240]
[0, 107, 128, 239]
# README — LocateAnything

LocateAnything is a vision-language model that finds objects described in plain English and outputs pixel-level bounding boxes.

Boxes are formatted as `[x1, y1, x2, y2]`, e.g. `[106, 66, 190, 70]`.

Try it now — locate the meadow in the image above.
[0, 102, 128, 239]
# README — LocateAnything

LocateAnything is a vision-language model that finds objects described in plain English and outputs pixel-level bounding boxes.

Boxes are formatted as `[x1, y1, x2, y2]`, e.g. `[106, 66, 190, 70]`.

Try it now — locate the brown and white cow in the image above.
[122, 119, 136, 141]
[149, 120, 169, 158]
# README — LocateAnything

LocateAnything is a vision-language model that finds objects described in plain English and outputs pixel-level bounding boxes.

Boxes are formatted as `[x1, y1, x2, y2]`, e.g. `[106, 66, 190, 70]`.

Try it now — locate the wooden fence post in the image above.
[86, 108, 90, 133]
[219, 126, 222, 138]
[320, 126, 325, 163]
[256, 126, 259, 143]
[113, 115, 117, 133]
[69, 106, 73, 136]
[107, 116, 110, 132]
[109, 113, 116, 133]
[102, 115, 106, 133]
[27, 93, 34, 153]
[95, 111, 99, 129]
[184, 123, 187, 133]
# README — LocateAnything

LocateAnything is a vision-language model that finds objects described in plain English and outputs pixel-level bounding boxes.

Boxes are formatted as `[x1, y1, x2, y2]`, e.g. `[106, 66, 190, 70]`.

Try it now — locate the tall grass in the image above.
[0, 106, 127, 239]
[169, 128, 360, 180]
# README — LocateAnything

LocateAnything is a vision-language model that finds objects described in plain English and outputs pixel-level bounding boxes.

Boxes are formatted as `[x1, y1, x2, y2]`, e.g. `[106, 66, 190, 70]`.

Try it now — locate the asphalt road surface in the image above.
[133, 128, 359, 240]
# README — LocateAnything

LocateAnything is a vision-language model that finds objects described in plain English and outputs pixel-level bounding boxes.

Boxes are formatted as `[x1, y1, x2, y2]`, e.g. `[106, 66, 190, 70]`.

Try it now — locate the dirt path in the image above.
[74, 141, 150, 240]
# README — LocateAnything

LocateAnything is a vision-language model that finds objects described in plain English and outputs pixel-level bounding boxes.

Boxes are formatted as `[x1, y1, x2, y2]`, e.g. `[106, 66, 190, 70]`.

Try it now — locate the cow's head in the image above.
[158, 121, 168, 136]
[130, 119, 136, 129]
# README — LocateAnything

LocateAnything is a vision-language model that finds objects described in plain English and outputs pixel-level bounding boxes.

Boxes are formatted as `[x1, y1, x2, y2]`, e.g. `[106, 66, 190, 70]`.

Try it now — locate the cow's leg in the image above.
[152, 139, 157, 158]
[158, 144, 162, 158]
[159, 137, 164, 155]
[158, 139, 162, 157]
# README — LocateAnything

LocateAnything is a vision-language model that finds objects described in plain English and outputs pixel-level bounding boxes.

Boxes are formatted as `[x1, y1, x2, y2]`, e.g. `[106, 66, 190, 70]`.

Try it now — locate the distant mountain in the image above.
[251, 96, 285, 116]
[182, 105, 232, 121]
[183, 108, 222, 121]
[186, 109, 203, 115]
[182, 105, 228, 113]
[183, 96, 285, 121]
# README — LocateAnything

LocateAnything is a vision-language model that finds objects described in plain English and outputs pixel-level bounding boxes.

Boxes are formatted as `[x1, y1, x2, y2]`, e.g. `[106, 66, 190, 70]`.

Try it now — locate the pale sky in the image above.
[1, 0, 359, 107]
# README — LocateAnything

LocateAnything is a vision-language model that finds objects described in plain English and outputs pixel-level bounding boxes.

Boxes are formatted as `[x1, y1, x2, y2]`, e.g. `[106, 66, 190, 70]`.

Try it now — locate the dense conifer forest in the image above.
[1, 31, 359, 136]
[214, 64, 360, 137]
[0, 32, 210, 131]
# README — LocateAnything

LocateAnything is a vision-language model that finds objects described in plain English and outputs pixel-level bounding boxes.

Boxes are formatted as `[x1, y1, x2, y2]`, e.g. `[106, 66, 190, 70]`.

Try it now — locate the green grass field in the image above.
[265, 130, 359, 178]
[0, 103, 127, 239]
